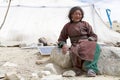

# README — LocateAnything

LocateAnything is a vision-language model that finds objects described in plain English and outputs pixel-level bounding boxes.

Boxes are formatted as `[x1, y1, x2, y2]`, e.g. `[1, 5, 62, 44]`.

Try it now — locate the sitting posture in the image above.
[58, 6, 101, 77]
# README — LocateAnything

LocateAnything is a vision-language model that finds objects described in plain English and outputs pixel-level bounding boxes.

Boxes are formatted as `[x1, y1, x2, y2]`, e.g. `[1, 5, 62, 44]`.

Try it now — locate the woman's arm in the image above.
[58, 23, 69, 48]
[58, 24, 69, 54]
[85, 22, 98, 41]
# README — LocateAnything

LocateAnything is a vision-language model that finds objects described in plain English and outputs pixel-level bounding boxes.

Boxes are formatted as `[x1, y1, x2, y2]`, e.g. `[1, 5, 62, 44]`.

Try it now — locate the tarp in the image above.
[0, 0, 120, 45]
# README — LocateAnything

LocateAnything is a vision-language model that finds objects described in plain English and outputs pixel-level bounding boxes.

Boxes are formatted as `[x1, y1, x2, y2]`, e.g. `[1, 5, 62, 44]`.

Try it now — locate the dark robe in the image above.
[58, 21, 97, 68]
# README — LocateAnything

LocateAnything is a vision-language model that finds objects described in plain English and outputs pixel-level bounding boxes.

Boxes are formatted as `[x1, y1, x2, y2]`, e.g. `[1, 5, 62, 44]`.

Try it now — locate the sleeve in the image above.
[58, 24, 69, 48]
[85, 22, 98, 41]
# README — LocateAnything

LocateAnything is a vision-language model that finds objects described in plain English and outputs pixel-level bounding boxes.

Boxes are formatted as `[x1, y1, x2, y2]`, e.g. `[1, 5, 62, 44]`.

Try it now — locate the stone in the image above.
[98, 46, 120, 76]
[38, 71, 51, 78]
[36, 59, 48, 65]
[38, 37, 48, 46]
[62, 70, 76, 77]
[50, 47, 72, 68]
[4, 72, 20, 80]
[44, 63, 58, 74]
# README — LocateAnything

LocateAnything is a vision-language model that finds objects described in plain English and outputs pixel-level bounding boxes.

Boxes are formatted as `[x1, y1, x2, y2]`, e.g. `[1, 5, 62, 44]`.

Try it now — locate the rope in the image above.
[0, 4, 91, 8]
[0, 0, 11, 30]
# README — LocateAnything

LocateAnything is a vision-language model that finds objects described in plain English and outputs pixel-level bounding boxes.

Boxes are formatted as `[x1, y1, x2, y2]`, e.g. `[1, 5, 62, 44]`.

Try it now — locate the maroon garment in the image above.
[58, 21, 97, 68]
[58, 21, 97, 43]
[70, 40, 96, 61]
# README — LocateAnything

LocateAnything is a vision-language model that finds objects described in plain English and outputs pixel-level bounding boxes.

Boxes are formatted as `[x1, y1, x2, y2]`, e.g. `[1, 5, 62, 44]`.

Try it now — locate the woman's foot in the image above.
[87, 69, 96, 77]
[73, 67, 83, 76]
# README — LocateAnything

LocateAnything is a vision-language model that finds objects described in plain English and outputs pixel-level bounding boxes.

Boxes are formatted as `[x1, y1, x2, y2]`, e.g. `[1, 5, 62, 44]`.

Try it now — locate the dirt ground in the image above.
[0, 47, 120, 80]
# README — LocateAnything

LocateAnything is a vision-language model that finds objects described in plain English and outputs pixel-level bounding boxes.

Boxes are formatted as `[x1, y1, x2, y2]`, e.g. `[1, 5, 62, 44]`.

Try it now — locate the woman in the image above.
[58, 6, 101, 77]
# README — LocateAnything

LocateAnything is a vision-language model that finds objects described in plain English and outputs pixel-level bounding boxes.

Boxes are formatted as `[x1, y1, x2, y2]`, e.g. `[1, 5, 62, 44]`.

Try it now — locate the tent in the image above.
[0, 0, 120, 45]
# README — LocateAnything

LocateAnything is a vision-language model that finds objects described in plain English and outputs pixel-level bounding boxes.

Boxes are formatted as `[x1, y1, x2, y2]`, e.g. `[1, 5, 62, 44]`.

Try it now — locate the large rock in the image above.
[98, 46, 120, 76]
[50, 46, 120, 76]
[50, 47, 72, 68]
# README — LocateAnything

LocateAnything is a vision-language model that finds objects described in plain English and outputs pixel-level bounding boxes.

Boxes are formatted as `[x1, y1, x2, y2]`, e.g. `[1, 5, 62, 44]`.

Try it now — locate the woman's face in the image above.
[71, 10, 82, 22]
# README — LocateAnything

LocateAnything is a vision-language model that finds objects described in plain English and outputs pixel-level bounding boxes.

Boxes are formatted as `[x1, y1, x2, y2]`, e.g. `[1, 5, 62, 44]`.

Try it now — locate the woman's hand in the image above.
[62, 44, 69, 54]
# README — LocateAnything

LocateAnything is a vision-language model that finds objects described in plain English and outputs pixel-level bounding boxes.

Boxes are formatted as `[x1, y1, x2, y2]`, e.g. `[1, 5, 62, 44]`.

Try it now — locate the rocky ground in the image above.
[0, 47, 120, 80]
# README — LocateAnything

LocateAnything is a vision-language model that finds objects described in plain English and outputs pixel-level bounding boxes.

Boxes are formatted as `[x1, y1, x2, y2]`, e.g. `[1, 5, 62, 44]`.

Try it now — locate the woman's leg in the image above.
[70, 52, 83, 76]
[83, 44, 101, 74]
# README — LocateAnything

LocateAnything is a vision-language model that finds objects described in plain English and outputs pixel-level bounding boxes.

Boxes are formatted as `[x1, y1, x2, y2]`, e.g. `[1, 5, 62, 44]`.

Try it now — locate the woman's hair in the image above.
[68, 6, 84, 23]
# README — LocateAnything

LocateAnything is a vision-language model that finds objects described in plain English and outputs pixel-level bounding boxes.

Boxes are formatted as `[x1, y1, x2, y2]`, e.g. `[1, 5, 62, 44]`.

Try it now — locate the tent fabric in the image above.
[0, 0, 120, 45]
